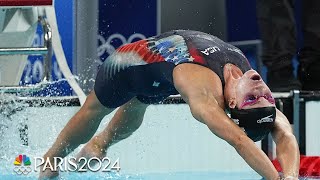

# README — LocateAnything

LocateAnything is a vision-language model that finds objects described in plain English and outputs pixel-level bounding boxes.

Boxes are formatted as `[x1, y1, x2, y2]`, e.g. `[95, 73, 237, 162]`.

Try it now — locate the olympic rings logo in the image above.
[97, 33, 146, 63]
[13, 166, 32, 175]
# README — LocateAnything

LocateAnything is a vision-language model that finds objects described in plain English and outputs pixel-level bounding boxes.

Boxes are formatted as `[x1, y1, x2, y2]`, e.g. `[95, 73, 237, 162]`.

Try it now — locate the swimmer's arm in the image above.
[189, 99, 279, 180]
[173, 64, 279, 180]
[271, 109, 300, 179]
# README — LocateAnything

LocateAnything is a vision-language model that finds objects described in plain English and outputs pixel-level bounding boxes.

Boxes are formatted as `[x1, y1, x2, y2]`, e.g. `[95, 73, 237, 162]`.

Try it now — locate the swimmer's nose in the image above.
[244, 70, 263, 81]
[250, 74, 262, 81]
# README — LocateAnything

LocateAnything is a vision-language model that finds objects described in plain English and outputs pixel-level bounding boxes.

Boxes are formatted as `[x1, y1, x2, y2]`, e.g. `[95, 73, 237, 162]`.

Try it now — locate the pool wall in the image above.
[305, 101, 320, 156]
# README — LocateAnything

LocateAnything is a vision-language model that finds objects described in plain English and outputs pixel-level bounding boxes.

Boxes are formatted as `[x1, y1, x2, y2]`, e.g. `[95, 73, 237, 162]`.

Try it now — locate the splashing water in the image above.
[0, 94, 31, 176]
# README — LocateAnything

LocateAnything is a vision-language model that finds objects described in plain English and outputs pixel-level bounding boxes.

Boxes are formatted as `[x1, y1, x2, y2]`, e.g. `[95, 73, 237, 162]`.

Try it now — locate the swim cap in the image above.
[230, 107, 276, 142]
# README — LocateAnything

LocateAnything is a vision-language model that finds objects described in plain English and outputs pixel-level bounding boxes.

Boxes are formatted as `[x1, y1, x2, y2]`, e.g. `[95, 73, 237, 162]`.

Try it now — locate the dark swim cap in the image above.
[230, 107, 276, 142]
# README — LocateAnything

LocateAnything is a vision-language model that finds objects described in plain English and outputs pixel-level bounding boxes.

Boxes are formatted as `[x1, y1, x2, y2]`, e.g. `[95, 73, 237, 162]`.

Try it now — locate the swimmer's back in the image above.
[94, 30, 251, 107]
[102, 30, 251, 84]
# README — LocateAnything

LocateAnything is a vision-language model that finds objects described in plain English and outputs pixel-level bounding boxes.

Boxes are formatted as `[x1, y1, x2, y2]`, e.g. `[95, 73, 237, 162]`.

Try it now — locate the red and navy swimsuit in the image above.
[94, 30, 251, 108]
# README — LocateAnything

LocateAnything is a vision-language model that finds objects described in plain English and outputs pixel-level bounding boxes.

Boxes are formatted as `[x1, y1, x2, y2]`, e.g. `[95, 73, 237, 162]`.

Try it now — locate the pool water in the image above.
[0, 171, 283, 180]
[1, 171, 320, 180]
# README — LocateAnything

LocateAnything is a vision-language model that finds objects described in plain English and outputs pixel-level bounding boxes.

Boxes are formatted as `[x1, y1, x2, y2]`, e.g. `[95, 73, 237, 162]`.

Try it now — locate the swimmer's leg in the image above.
[76, 97, 149, 159]
[40, 91, 114, 179]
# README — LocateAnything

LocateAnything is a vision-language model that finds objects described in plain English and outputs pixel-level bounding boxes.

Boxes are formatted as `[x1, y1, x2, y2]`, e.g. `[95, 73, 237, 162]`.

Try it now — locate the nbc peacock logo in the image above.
[13, 154, 32, 175]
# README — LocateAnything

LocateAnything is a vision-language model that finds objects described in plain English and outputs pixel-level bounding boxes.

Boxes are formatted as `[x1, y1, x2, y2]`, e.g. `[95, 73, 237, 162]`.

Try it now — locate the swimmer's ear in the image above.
[228, 98, 236, 109]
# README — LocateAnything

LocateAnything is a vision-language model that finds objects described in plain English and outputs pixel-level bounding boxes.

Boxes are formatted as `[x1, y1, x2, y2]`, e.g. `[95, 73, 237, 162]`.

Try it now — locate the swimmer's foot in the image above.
[75, 141, 107, 168]
[39, 165, 59, 179]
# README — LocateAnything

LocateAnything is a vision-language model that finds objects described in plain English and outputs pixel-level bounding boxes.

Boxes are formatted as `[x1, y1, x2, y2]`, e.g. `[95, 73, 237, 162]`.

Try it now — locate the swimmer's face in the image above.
[235, 70, 275, 109]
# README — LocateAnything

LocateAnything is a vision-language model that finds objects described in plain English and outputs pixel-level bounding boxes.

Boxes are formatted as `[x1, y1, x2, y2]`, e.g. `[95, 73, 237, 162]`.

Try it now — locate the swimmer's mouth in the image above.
[240, 94, 275, 108]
